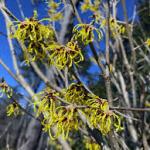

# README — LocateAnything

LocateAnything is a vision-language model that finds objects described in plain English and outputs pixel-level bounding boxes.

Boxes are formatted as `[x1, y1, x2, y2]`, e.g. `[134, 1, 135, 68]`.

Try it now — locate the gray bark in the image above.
[18, 119, 42, 150]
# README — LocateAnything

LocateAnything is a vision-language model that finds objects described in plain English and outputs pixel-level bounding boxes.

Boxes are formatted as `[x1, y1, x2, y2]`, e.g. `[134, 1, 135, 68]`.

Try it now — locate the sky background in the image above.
[0, 0, 136, 88]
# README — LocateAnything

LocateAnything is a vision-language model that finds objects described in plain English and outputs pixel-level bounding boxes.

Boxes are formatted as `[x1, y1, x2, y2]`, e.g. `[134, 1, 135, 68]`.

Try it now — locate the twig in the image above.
[110, 107, 150, 112]
[64, 67, 69, 88]
[0, 58, 19, 82]
[69, 0, 82, 24]
[73, 65, 94, 94]
[0, 122, 11, 139]
[13, 98, 40, 121]
[16, 0, 25, 19]
[0, 5, 19, 21]
[31, 62, 62, 92]
[114, 110, 140, 122]
[121, 0, 136, 65]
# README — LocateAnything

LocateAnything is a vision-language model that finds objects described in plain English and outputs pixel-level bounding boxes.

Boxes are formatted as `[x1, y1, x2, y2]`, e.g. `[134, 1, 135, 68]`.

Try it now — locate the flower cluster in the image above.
[65, 83, 123, 135]
[85, 95, 123, 134]
[48, 41, 84, 69]
[6, 102, 20, 116]
[43, 106, 79, 140]
[33, 87, 80, 139]
[12, 17, 84, 69]
[101, 18, 125, 37]
[32, 83, 123, 140]
[84, 137, 101, 150]
[81, 0, 102, 24]
[0, 81, 21, 117]
[146, 38, 150, 47]
[33, 87, 58, 117]
[11, 17, 55, 63]
[73, 24, 102, 45]
[0, 80, 13, 98]
[48, 1, 63, 21]
[64, 83, 87, 104]
[81, 0, 101, 12]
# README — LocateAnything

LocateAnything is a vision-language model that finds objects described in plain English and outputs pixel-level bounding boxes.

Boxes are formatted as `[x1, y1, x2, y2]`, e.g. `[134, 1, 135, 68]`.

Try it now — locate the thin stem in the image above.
[110, 107, 150, 112]
[31, 62, 62, 92]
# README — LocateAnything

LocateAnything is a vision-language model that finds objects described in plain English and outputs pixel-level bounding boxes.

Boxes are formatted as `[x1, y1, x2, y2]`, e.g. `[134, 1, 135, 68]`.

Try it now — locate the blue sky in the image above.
[0, 0, 136, 87]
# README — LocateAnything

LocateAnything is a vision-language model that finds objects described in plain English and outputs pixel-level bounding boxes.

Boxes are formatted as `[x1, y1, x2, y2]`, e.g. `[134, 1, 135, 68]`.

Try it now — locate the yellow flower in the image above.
[146, 38, 150, 47]
[49, 1, 60, 10]
[11, 17, 55, 62]
[145, 101, 150, 107]
[80, 0, 91, 12]
[98, 113, 112, 134]
[81, 0, 101, 12]
[6, 102, 20, 116]
[73, 24, 102, 45]
[64, 83, 87, 104]
[84, 137, 101, 150]
[48, 41, 84, 69]
[101, 18, 125, 37]
[42, 106, 79, 140]
[113, 113, 124, 132]
[50, 12, 63, 21]
[0, 81, 13, 98]
[84, 95, 123, 135]
[48, 1, 63, 21]
[33, 87, 58, 118]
